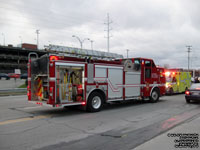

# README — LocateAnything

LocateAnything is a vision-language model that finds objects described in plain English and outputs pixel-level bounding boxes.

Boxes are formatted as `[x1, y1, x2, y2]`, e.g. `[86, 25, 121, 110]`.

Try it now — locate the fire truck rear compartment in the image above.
[30, 55, 49, 101]
[56, 65, 84, 104]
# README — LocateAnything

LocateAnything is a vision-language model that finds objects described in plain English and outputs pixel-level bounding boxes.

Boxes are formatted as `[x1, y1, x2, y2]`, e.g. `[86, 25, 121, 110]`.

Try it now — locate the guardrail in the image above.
[0, 88, 26, 96]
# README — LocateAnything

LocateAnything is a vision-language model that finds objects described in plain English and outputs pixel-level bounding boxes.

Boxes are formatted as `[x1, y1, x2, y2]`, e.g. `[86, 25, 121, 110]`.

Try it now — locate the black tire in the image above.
[186, 99, 191, 103]
[150, 89, 160, 103]
[87, 92, 103, 112]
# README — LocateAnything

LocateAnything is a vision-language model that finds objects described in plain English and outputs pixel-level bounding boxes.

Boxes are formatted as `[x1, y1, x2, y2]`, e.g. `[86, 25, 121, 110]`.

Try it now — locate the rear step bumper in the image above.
[28, 101, 86, 107]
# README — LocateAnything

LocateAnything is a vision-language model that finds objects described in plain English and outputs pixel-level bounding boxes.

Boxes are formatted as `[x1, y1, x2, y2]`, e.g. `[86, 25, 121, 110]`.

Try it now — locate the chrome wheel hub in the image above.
[92, 96, 101, 109]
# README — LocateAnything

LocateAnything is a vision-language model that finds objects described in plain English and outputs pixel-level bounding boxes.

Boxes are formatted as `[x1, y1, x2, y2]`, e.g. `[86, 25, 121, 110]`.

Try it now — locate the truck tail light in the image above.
[55, 104, 60, 107]
[50, 87, 53, 97]
[77, 84, 82, 90]
[81, 101, 86, 105]
[27, 91, 30, 97]
[27, 85, 31, 100]
[185, 91, 190, 95]
[36, 102, 43, 105]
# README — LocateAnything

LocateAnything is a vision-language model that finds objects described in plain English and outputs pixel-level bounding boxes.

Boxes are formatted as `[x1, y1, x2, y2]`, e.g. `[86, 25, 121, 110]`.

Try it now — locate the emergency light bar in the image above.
[164, 71, 176, 77]
[45, 45, 123, 59]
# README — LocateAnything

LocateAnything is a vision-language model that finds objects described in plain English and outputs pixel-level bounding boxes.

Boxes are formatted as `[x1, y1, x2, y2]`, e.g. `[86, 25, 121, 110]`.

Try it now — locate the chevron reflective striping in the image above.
[37, 78, 43, 100]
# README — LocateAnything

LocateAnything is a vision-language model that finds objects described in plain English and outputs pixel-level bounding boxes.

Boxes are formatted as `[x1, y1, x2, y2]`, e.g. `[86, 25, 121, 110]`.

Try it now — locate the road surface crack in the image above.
[101, 133, 126, 138]
[0, 124, 42, 135]
[62, 123, 96, 135]
[9, 107, 35, 115]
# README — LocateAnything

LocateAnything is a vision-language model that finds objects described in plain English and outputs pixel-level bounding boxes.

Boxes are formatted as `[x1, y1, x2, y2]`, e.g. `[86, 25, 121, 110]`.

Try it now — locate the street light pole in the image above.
[126, 49, 129, 58]
[72, 35, 90, 50]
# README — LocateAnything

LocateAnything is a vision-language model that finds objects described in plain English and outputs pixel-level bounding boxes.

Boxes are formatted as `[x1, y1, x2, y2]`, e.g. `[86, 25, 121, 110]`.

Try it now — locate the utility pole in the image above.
[126, 49, 129, 58]
[186, 45, 192, 70]
[104, 13, 112, 52]
[36, 29, 40, 49]
[90, 40, 94, 50]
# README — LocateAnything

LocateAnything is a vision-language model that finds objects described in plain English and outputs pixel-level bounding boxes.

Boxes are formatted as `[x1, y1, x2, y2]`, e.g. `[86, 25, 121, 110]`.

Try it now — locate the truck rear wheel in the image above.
[87, 92, 103, 112]
[150, 89, 159, 103]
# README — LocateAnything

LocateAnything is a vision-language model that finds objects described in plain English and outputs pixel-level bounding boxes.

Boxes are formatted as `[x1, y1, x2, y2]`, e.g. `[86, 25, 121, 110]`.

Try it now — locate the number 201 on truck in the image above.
[27, 54, 166, 112]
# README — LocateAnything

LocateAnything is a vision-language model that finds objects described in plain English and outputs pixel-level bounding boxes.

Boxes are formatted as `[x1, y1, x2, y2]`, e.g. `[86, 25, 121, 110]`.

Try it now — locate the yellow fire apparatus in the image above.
[165, 69, 191, 94]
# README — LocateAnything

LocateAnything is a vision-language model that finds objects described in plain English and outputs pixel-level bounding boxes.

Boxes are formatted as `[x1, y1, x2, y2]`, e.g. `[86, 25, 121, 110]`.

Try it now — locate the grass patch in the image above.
[18, 84, 27, 88]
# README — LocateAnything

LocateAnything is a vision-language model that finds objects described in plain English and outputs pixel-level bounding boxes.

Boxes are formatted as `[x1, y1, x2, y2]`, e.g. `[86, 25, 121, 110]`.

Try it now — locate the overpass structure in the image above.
[0, 45, 46, 73]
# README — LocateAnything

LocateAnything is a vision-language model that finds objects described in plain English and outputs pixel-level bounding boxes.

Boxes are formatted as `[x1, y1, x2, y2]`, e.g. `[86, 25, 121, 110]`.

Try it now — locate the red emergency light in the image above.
[164, 71, 176, 77]
[50, 56, 59, 61]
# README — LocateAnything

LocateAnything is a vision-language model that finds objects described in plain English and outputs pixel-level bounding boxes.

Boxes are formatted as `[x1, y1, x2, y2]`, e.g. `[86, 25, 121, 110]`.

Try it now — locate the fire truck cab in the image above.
[28, 54, 165, 112]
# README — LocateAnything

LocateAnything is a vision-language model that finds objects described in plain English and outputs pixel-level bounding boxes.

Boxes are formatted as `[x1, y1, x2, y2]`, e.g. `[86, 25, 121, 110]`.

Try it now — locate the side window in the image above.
[145, 60, 151, 67]
[134, 59, 141, 71]
[145, 68, 151, 78]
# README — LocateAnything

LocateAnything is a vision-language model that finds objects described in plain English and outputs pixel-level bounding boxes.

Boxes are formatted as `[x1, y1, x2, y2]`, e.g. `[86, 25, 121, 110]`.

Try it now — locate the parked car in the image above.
[0, 73, 10, 80]
[8, 73, 20, 78]
[20, 73, 28, 79]
[185, 83, 200, 103]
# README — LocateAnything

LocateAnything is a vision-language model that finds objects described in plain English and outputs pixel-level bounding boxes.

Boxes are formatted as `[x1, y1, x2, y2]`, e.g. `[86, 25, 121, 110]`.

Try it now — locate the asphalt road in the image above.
[0, 94, 200, 150]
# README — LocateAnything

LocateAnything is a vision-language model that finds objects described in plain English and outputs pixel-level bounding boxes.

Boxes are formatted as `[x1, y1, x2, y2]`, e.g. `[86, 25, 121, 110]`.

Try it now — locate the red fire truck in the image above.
[27, 53, 166, 112]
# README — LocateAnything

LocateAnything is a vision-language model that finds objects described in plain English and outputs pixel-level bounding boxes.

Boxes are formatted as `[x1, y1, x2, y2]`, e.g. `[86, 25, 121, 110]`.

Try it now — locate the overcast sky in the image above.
[0, 0, 200, 68]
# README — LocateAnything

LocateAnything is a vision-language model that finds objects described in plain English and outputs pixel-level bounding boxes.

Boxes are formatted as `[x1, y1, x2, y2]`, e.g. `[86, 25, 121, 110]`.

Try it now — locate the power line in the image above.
[186, 45, 192, 70]
[104, 13, 112, 52]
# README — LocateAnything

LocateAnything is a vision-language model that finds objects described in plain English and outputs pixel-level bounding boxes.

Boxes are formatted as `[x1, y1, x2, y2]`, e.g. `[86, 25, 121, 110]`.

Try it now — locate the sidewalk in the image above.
[134, 116, 200, 150]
